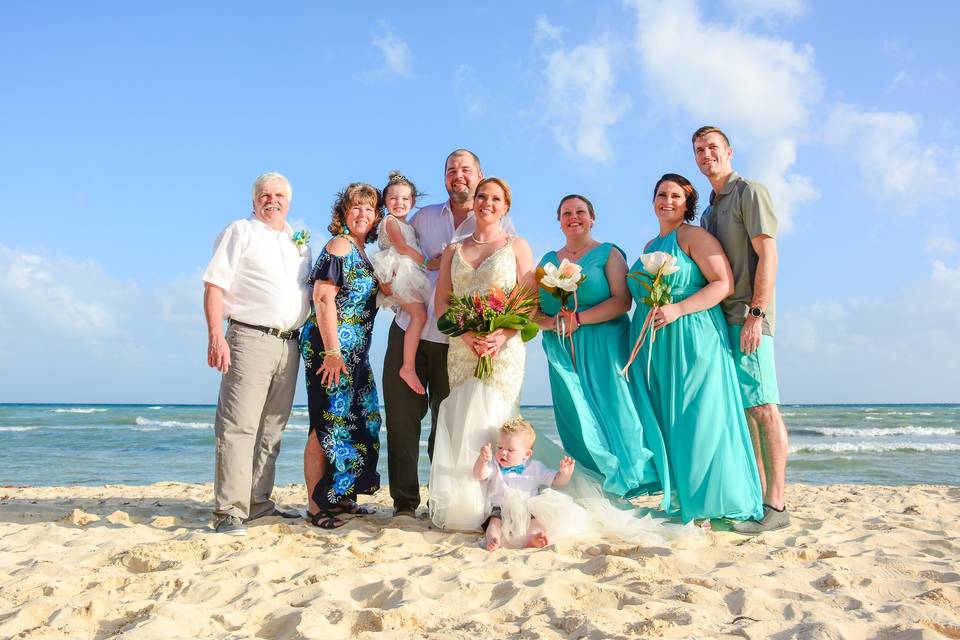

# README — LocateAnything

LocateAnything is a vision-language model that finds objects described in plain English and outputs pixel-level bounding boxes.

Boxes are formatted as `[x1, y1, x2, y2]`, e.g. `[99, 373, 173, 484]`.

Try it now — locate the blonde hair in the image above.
[500, 416, 536, 447]
[475, 176, 512, 211]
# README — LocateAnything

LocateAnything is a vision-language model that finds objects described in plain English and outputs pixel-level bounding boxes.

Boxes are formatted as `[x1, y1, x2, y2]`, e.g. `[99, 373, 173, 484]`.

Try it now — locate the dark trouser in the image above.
[383, 320, 450, 512]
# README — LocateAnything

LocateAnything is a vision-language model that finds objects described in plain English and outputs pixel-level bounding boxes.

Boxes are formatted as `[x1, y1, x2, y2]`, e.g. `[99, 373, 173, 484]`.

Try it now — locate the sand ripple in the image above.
[1, 483, 958, 638]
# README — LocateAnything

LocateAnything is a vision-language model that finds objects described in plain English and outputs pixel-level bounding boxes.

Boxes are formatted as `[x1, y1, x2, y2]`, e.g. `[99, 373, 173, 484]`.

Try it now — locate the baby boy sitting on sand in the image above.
[473, 417, 575, 551]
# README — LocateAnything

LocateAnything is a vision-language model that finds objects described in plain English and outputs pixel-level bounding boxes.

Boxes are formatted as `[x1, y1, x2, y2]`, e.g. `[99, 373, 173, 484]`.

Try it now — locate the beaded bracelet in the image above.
[575, 311, 582, 327]
[422, 256, 430, 269]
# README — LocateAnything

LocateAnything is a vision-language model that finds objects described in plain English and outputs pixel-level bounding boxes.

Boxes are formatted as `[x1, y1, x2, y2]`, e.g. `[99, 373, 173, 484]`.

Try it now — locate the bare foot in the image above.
[485, 533, 501, 551]
[399, 366, 426, 395]
[527, 531, 549, 548]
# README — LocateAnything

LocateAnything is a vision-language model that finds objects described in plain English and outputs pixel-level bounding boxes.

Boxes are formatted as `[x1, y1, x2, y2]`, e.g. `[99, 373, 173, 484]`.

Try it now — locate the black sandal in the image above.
[328, 500, 376, 516]
[306, 509, 345, 529]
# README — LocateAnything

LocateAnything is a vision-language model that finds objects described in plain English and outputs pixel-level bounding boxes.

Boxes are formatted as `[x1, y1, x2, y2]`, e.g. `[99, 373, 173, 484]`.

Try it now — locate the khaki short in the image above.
[727, 324, 781, 408]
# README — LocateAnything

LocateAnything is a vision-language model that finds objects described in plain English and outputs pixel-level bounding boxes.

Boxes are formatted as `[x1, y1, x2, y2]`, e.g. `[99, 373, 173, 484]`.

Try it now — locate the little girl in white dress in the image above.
[371, 171, 432, 394]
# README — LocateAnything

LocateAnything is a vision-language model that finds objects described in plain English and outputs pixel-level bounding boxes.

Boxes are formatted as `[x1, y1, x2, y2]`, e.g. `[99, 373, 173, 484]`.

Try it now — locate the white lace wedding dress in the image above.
[428, 237, 697, 546]
[428, 238, 525, 531]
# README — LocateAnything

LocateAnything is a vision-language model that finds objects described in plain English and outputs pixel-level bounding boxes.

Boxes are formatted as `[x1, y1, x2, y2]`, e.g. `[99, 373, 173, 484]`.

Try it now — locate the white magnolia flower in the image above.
[540, 258, 583, 292]
[640, 251, 679, 277]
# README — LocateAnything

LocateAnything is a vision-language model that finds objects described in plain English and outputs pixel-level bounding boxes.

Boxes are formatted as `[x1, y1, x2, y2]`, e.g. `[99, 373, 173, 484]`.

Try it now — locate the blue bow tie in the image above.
[500, 464, 526, 475]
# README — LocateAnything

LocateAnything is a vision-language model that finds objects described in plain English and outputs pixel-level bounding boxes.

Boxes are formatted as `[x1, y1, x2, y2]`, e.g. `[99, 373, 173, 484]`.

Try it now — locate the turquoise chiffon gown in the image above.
[626, 229, 763, 523]
[539, 243, 669, 504]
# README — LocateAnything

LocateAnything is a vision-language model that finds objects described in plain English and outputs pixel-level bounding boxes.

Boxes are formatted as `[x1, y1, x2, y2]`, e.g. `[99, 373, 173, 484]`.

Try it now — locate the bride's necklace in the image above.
[470, 231, 505, 245]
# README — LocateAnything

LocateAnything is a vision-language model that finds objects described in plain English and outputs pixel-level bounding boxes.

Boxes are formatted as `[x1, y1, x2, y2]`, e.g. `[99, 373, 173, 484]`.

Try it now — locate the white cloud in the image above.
[628, 0, 822, 231]
[927, 236, 958, 254]
[932, 259, 960, 289]
[0, 244, 210, 403]
[721, 0, 807, 25]
[453, 65, 487, 118]
[371, 21, 411, 77]
[777, 259, 960, 403]
[825, 104, 960, 203]
[888, 70, 909, 91]
[534, 14, 563, 44]
[542, 44, 631, 163]
[0, 245, 123, 334]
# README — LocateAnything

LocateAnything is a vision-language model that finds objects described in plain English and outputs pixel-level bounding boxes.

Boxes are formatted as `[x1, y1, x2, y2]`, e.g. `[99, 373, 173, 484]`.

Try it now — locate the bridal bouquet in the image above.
[537, 258, 587, 368]
[437, 285, 540, 379]
[621, 251, 680, 382]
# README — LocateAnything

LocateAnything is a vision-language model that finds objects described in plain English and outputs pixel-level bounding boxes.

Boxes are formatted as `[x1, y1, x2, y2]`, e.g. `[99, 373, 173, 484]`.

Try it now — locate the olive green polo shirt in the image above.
[700, 172, 778, 335]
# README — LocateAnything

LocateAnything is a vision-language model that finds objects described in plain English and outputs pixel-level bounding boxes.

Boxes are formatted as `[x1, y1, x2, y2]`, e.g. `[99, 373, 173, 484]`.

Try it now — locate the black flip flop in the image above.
[329, 500, 376, 516]
[306, 509, 346, 529]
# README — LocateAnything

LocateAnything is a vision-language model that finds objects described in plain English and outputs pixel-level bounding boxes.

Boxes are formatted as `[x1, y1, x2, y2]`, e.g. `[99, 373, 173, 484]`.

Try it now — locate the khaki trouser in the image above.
[213, 323, 300, 521]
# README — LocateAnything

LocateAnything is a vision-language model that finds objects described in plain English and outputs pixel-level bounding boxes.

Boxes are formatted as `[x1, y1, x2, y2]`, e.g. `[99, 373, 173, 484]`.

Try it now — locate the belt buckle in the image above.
[266, 327, 281, 338]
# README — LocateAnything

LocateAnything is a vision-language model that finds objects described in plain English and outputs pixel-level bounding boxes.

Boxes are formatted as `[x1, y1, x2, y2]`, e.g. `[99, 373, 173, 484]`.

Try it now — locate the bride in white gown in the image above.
[428, 177, 697, 545]
[428, 177, 533, 531]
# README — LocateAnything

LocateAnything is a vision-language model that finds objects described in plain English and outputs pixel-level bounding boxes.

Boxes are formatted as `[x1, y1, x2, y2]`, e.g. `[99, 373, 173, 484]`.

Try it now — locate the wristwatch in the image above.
[748, 306, 766, 319]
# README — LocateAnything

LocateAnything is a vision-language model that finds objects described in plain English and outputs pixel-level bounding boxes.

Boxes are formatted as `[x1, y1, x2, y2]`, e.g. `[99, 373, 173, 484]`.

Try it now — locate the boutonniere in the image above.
[292, 230, 311, 256]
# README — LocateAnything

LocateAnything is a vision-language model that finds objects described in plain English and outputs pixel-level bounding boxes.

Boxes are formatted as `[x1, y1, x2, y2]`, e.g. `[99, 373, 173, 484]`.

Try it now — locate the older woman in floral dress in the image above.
[301, 183, 384, 529]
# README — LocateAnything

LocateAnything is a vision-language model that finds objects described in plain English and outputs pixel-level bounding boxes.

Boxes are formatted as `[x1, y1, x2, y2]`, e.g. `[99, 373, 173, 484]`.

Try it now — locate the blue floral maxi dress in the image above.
[300, 241, 382, 507]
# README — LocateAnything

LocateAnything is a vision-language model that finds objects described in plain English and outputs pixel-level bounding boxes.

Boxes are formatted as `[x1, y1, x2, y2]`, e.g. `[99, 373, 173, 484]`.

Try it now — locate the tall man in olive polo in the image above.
[203, 172, 311, 536]
[693, 126, 790, 533]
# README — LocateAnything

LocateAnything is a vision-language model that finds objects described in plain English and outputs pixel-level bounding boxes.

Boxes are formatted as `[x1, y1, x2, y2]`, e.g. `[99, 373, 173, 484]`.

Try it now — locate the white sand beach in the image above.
[1, 483, 958, 639]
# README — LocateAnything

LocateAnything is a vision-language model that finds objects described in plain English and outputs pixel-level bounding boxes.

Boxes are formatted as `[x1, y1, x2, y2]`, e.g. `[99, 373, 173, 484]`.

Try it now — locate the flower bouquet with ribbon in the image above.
[537, 259, 587, 369]
[437, 285, 540, 379]
[621, 251, 680, 382]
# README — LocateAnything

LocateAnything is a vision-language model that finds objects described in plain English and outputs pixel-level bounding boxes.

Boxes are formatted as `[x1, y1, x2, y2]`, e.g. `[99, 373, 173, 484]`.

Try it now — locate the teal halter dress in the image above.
[539, 243, 669, 504]
[626, 229, 762, 523]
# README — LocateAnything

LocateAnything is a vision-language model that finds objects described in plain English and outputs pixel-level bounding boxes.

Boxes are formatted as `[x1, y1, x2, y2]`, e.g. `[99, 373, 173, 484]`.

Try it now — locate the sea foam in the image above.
[134, 417, 213, 429]
[792, 442, 960, 454]
[799, 425, 957, 438]
[52, 408, 107, 414]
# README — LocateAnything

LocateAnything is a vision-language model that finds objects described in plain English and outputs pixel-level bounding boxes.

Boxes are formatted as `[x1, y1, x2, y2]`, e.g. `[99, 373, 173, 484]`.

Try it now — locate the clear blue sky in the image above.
[2, 1, 958, 404]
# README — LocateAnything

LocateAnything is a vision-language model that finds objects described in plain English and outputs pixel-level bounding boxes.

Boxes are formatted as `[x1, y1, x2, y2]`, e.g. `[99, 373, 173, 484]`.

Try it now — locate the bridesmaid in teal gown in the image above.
[537, 194, 669, 504]
[625, 175, 762, 524]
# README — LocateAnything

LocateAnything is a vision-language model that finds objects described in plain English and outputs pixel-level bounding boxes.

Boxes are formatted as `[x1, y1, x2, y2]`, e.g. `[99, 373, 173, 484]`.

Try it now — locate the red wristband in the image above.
[575, 311, 582, 326]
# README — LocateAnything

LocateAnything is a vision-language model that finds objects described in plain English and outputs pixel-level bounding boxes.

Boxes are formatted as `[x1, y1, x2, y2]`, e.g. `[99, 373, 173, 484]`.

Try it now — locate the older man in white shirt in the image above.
[384, 149, 516, 518]
[203, 172, 312, 535]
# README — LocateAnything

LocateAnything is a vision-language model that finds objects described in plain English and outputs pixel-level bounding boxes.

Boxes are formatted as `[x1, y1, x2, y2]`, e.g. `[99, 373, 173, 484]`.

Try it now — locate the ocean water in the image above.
[0, 403, 957, 487]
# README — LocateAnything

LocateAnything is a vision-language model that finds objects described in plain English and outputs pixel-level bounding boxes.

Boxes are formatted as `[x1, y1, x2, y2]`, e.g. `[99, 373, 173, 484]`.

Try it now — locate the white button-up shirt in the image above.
[202, 215, 312, 331]
[481, 460, 557, 507]
[395, 200, 517, 343]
